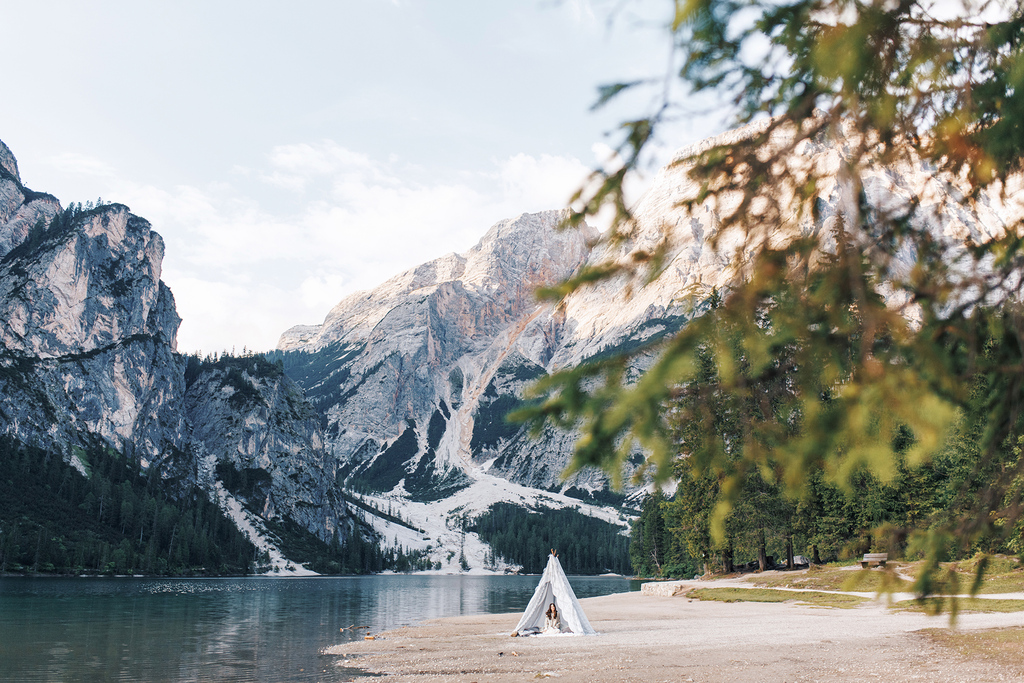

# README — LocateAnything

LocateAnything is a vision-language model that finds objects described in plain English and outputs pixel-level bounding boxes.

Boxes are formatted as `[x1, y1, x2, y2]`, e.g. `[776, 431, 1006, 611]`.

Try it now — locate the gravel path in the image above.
[328, 586, 1024, 682]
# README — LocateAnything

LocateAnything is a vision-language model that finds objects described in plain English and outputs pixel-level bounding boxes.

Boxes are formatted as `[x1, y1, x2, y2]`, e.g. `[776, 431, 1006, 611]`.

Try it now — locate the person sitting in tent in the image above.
[543, 603, 561, 633]
[511, 551, 597, 637]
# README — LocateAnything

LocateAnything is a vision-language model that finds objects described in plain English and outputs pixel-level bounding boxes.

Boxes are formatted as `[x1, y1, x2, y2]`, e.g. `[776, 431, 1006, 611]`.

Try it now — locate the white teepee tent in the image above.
[513, 552, 597, 636]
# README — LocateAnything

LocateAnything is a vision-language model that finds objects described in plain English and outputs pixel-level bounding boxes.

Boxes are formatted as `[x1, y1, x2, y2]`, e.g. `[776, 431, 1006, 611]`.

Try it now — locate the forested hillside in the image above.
[472, 503, 630, 575]
[0, 431, 440, 576]
[0, 436, 255, 575]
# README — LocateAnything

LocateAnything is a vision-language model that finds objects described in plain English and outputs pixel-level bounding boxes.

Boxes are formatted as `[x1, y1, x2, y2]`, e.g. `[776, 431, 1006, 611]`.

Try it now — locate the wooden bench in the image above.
[861, 552, 888, 568]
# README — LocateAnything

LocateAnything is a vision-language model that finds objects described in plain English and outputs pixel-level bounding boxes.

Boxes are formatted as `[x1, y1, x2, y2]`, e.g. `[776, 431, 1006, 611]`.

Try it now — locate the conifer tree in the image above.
[521, 1, 1024, 601]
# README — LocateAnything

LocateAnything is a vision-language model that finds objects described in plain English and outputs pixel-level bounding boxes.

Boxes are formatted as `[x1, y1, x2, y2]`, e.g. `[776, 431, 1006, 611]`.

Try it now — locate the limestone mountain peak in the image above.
[277, 210, 595, 353]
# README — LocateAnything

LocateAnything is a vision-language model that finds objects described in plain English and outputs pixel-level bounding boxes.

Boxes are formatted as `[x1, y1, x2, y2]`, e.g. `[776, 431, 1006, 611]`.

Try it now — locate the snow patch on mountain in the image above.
[347, 465, 632, 574]
[212, 482, 318, 576]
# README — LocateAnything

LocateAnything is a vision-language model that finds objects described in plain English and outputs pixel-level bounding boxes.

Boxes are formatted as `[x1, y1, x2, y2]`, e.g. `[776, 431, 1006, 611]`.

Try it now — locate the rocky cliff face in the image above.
[273, 193, 721, 503]
[275, 211, 621, 501]
[183, 355, 344, 543]
[0, 195, 186, 467]
[0, 138, 349, 572]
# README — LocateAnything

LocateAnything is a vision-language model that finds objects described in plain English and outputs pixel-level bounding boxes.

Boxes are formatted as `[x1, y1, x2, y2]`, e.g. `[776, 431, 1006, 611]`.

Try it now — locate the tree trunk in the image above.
[812, 543, 821, 565]
[724, 539, 734, 574]
[786, 535, 794, 570]
[167, 525, 177, 562]
[757, 527, 768, 572]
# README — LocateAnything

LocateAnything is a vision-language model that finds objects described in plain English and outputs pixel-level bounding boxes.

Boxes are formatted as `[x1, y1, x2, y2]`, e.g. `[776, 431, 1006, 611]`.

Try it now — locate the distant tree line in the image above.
[0, 436, 255, 575]
[472, 502, 630, 574]
[182, 350, 285, 387]
[630, 491, 695, 579]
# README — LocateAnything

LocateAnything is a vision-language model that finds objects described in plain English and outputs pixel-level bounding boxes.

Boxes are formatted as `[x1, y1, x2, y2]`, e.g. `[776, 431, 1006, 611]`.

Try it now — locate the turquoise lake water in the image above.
[0, 574, 638, 682]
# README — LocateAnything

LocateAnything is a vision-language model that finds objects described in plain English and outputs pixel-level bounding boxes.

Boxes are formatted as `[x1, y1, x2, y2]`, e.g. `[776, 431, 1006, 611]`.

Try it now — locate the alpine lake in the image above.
[0, 573, 639, 682]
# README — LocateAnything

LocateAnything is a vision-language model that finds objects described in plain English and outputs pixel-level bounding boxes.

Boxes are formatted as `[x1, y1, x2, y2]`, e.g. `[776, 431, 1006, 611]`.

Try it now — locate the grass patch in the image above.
[746, 556, 1024, 609]
[892, 597, 1024, 614]
[687, 587, 868, 609]
[923, 626, 1024, 672]
[973, 574, 1024, 594]
[949, 555, 1024, 595]
[748, 565, 911, 592]
[896, 555, 1024, 596]
[955, 554, 1021, 575]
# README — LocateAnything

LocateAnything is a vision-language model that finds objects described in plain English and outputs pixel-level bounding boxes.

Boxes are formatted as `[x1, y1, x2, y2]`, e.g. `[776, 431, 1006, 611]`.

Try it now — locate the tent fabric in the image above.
[513, 553, 597, 636]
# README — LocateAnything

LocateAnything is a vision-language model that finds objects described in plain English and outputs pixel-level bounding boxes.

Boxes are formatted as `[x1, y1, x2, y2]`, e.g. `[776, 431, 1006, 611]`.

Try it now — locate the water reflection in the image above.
[0, 575, 638, 682]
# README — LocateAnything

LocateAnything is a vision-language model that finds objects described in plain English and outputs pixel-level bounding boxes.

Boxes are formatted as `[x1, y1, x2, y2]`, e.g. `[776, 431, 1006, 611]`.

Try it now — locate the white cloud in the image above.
[48, 152, 117, 180]
[299, 272, 349, 312]
[495, 152, 592, 212]
[54, 142, 610, 353]
[260, 141, 387, 193]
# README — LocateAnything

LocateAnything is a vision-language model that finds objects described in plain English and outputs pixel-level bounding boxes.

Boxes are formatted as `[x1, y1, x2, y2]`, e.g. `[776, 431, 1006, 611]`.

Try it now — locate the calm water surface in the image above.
[0, 574, 638, 682]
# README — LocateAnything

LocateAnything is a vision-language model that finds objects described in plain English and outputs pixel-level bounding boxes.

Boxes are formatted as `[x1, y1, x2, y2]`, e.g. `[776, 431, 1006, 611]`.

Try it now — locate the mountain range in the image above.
[1, 121, 1012, 573]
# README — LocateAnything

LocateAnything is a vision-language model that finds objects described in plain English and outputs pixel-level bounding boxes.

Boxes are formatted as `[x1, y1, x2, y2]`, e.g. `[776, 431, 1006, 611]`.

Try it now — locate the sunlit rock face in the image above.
[0, 205, 174, 359]
[276, 210, 653, 502]
[272, 152, 751, 503]
[0, 138, 347, 552]
[0, 163, 185, 463]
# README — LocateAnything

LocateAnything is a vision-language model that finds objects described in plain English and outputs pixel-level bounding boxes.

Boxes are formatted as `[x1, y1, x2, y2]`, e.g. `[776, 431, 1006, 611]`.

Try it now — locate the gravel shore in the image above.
[327, 585, 1024, 682]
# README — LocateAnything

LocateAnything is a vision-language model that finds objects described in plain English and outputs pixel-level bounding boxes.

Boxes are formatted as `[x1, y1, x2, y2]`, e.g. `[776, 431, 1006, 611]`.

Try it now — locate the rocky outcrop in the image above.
[0, 206, 174, 358]
[275, 211, 612, 500]
[0, 139, 61, 263]
[0, 195, 185, 464]
[183, 355, 345, 542]
[275, 209, 656, 502]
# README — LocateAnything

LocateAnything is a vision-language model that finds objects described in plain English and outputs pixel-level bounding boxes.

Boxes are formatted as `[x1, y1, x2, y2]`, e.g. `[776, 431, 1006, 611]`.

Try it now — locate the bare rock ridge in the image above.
[0, 139, 19, 178]
[0, 138, 348, 573]
[273, 211, 625, 501]
[272, 201, 700, 512]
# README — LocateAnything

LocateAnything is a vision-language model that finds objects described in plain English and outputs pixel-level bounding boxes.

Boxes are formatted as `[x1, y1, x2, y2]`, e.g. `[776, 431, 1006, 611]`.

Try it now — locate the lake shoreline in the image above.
[0, 569, 615, 579]
[332, 587, 1024, 682]
[0, 573, 634, 682]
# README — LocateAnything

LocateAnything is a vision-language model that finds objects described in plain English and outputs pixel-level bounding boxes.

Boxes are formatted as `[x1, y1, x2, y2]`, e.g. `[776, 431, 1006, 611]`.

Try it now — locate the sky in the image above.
[1, 1, 727, 353]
